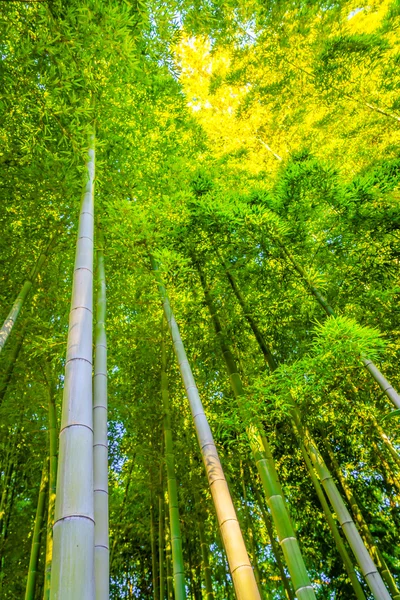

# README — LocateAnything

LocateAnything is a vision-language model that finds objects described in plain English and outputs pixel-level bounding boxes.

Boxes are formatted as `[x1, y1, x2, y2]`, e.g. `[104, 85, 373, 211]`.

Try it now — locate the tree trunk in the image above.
[151, 255, 261, 600]
[196, 263, 315, 600]
[25, 460, 48, 600]
[161, 325, 186, 600]
[50, 133, 95, 600]
[0, 235, 56, 352]
[93, 220, 109, 600]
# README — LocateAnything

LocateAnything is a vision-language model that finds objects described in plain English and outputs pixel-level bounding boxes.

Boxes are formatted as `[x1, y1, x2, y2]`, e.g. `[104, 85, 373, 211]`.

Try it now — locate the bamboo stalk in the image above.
[323, 440, 400, 600]
[159, 452, 166, 600]
[250, 480, 295, 600]
[0, 321, 27, 405]
[25, 460, 48, 600]
[161, 325, 186, 600]
[197, 264, 315, 600]
[223, 258, 394, 598]
[0, 235, 57, 352]
[151, 496, 160, 600]
[44, 371, 58, 600]
[151, 256, 261, 600]
[299, 443, 366, 600]
[94, 220, 109, 600]
[50, 133, 95, 600]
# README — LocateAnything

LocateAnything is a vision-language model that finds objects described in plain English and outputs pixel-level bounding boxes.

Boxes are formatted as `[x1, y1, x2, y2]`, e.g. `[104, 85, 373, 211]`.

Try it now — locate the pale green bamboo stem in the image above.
[198, 516, 214, 600]
[299, 443, 366, 600]
[197, 265, 315, 600]
[240, 464, 266, 600]
[161, 327, 186, 600]
[0, 322, 26, 405]
[294, 420, 391, 600]
[94, 221, 109, 600]
[151, 497, 160, 600]
[165, 510, 174, 600]
[250, 481, 295, 600]
[50, 134, 95, 600]
[0, 236, 56, 352]
[224, 259, 392, 598]
[44, 373, 58, 600]
[151, 256, 261, 600]
[25, 460, 48, 600]
[159, 455, 166, 600]
[323, 440, 400, 600]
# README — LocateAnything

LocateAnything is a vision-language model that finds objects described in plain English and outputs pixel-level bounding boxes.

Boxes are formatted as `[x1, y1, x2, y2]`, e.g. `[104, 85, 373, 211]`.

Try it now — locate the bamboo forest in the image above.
[1, 0, 400, 598]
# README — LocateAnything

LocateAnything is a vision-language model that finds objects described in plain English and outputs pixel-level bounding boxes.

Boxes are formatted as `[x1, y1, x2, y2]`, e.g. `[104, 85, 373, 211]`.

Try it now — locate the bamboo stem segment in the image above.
[151, 257, 261, 600]
[50, 134, 95, 600]
[94, 221, 109, 600]
[161, 325, 186, 600]
[25, 460, 48, 600]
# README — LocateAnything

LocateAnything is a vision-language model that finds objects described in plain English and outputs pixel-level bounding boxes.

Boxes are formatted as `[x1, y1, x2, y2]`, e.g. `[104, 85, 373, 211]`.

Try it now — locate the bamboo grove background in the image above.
[0, 0, 400, 598]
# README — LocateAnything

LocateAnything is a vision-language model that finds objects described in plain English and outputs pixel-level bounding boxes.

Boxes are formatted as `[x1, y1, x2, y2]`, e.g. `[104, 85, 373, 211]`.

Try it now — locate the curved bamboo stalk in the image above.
[151, 256, 261, 600]
[50, 133, 95, 600]
[161, 326, 186, 600]
[25, 460, 48, 600]
[94, 221, 109, 600]
[0, 236, 56, 352]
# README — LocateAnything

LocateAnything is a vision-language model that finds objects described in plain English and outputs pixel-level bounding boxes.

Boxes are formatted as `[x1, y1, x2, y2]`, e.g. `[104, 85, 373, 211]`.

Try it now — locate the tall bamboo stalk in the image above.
[223, 260, 392, 599]
[93, 221, 109, 600]
[151, 256, 261, 600]
[0, 235, 56, 352]
[278, 243, 400, 409]
[240, 463, 266, 600]
[298, 443, 366, 600]
[323, 440, 400, 600]
[50, 134, 95, 600]
[0, 321, 26, 405]
[151, 496, 160, 600]
[159, 452, 166, 600]
[250, 480, 295, 600]
[25, 460, 48, 600]
[161, 325, 186, 600]
[197, 514, 214, 600]
[44, 371, 58, 600]
[197, 264, 315, 600]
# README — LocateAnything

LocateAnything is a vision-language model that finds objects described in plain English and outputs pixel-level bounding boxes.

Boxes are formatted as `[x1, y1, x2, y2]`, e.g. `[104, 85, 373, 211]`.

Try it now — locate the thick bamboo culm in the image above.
[50, 134, 95, 600]
[94, 221, 109, 600]
[151, 256, 261, 600]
